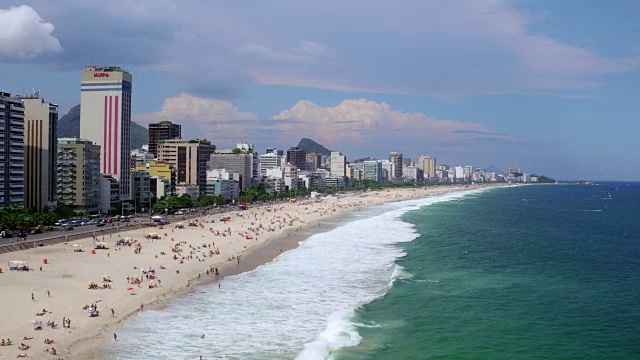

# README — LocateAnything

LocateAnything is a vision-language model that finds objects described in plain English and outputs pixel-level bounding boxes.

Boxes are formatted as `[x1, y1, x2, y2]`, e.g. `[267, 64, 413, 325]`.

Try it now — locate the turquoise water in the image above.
[337, 184, 640, 359]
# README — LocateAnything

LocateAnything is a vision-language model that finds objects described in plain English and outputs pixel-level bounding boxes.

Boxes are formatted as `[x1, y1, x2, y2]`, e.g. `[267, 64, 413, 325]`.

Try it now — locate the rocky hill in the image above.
[297, 138, 332, 156]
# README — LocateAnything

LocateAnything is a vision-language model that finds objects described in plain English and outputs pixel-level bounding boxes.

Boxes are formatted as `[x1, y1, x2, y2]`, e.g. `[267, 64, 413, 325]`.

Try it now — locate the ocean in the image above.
[98, 183, 640, 359]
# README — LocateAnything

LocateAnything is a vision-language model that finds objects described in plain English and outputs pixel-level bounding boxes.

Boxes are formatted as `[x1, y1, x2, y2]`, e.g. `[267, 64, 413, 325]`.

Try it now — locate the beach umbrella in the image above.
[127, 287, 134, 291]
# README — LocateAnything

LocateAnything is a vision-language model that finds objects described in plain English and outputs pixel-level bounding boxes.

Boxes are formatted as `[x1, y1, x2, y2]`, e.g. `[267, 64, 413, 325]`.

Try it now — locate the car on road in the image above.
[61, 225, 74, 231]
[96, 222, 106, 227]
[16, 230, 27, 238]
[1, 231, 13, 238]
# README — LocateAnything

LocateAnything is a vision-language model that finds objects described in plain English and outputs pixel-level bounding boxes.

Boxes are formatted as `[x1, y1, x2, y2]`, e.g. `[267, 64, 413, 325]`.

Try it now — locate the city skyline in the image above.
[1, 1, 639, 180]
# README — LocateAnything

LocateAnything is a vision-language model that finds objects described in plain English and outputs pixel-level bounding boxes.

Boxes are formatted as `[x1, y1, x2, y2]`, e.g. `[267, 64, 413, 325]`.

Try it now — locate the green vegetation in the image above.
[151, 194, 224, 212]
[534, 175, 556, 183]
[0, 204, 62, 231]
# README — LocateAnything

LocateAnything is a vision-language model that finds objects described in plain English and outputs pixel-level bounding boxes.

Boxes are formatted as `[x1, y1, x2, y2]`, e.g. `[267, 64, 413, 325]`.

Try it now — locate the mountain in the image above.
[485, 166, 502, 174]
[297, 138, 332, 156]
[57, 105, 81, 138]
[130, 121, 149, 149]
[57, 104, 149, 149]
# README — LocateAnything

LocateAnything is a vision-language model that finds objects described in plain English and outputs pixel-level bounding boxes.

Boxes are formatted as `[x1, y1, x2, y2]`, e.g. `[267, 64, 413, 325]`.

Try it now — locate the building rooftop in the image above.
[84, 65, 129, 73]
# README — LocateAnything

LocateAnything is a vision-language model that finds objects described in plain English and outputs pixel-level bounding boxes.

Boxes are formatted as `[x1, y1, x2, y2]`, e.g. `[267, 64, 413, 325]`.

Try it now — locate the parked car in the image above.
[1, 231, 13, 238]
[16, 230, 27, 238]
[96, 222, 106, 227]
[62, 225, 74, 230]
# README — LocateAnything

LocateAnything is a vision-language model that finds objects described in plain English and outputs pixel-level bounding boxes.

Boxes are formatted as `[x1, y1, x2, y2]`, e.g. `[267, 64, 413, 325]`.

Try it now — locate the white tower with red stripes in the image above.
[80, 66, 132, 201]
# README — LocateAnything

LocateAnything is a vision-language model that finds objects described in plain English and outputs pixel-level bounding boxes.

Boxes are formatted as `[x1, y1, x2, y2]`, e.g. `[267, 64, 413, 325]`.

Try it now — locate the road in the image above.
[0, 211, 229, 254]
[0, 221, 140, 245]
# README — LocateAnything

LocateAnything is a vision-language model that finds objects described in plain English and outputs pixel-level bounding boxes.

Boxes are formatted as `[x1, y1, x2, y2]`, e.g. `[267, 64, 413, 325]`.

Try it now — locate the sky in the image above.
[0, 0, 639, 181]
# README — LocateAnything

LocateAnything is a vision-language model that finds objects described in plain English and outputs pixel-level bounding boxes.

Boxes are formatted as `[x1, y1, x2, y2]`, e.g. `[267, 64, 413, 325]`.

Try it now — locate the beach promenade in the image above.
[0, 185, 500, 359]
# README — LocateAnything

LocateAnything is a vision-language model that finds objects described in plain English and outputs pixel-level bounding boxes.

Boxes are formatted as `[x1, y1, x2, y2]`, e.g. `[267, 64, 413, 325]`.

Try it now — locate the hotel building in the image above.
[79, 66, 132, 200]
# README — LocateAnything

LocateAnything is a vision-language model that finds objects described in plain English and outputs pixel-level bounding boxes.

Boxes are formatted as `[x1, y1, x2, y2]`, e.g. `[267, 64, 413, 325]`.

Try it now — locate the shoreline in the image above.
[0, 184, 510, 360]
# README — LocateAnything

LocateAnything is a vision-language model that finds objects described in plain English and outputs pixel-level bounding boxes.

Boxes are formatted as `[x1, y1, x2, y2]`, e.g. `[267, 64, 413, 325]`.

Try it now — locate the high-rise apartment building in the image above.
[57, 138, 101, 212]
[388, 152, 403, 180]
[236, 142, 259, 182]
[286, 146, 306, 170]
[259, 152, 283, 177]
[306, 153, 322, 171]
[79, 66, 133, 200]
[148, 121, 181, 156]
[156, 139, 215, 195]
[0, 92, 25, 208]
[330, 151, 346, 177]
[266, 148, 283, 156]
[130, 169, 151, 210]
[23, 94, 58, 210]
[208, 150, 252, 191]
[363, 160, 383, 183]
[417, 155, 436, 179]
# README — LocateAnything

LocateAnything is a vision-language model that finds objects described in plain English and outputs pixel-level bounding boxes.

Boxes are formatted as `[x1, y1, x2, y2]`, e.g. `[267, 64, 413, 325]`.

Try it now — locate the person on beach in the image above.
[31, 293, 34, 301]
[113, 333, 117, 341]
[47, 290, 51, 298]
[111, 308, 115, 317]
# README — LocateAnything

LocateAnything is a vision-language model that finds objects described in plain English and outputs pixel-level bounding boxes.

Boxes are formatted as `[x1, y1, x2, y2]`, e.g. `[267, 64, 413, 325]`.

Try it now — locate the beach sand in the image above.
[0, 185, 503, 359]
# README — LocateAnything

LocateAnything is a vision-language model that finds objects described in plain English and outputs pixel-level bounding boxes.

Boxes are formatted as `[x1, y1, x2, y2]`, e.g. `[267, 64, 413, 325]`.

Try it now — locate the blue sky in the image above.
[1, 0, 639, 180]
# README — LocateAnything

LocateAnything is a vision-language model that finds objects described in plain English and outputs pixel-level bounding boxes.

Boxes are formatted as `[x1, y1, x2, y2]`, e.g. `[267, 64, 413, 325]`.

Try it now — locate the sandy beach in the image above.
[0, 184, 504, 359]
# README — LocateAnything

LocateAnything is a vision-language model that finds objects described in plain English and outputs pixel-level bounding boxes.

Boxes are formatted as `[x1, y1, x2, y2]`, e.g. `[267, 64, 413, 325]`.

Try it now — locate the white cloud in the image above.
[294, 40, 334, 58]
[242, 40, 334, 66]
[0, 5, 62, 57]
[133, 93, 260, 145]
[270, 98, 514, 145]
[134, 93, 257, 126]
